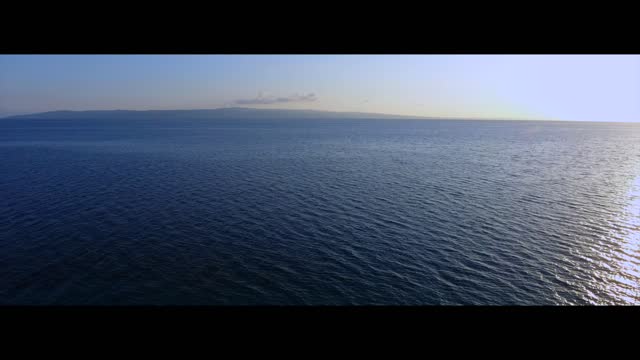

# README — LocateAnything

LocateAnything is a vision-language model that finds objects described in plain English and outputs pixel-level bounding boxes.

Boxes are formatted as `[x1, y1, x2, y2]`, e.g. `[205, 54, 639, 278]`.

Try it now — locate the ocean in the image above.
[1, 118, 639, 305]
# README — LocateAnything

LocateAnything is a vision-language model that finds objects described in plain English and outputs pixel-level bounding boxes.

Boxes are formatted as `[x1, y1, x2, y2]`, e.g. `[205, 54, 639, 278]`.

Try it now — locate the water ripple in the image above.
[1, 119, 639, 304]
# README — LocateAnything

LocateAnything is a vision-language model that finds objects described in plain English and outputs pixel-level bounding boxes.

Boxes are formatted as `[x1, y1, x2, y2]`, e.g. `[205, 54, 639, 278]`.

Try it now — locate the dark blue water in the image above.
[1, 118, 639, 305]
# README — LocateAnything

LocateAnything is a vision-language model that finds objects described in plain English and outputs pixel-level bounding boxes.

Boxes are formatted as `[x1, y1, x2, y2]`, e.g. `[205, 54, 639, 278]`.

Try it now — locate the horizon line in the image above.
[2, 107, 637, 124]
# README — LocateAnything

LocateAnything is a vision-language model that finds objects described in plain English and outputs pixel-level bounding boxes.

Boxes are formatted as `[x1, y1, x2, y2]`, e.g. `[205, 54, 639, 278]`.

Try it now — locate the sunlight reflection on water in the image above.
[608, 175, 640, 304]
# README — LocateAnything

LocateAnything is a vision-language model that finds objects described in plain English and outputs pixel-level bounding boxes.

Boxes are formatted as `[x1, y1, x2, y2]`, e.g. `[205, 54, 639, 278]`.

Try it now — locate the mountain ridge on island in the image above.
[2, 108, 438, 121]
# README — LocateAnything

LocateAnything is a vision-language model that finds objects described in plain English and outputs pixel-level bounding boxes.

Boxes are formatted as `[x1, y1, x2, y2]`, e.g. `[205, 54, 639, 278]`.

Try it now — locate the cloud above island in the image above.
[233, 93, 317, 105]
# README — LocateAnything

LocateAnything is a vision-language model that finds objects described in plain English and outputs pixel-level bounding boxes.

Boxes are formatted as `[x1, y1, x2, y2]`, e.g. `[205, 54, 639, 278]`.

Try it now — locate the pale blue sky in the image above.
[1, 55, 638, 121]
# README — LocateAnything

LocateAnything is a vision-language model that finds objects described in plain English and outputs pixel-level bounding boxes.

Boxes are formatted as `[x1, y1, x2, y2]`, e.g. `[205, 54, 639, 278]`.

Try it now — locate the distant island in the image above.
[2, 108, 435, 121]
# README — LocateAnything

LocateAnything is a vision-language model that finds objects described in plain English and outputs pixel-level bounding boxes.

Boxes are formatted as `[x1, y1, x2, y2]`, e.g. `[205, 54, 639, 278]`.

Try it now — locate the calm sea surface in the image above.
[1, 118, 639, 305]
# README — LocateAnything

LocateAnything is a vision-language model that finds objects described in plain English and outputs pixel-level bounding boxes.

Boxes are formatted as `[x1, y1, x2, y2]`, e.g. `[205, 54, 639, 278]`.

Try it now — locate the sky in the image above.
[0, 55, 639, 121]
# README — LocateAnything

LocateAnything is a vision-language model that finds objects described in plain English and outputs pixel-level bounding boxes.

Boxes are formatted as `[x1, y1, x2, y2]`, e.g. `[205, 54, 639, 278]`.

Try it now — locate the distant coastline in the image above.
[2, 108, 432, 121]
[2, 108, 636, 123]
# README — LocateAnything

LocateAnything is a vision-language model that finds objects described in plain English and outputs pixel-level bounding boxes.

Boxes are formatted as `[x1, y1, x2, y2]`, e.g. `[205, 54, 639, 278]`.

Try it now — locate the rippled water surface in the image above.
[1, 118, 639, 305]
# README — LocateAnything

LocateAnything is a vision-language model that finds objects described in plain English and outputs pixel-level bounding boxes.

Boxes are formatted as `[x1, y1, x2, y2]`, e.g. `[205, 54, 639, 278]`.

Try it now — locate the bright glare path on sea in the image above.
[605, 175, 640, 304]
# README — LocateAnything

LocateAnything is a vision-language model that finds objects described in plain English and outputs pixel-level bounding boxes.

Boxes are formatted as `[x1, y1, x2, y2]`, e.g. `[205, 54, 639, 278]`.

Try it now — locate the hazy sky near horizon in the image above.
[1, 55, 639, 121]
